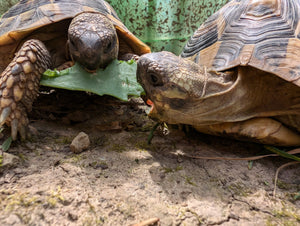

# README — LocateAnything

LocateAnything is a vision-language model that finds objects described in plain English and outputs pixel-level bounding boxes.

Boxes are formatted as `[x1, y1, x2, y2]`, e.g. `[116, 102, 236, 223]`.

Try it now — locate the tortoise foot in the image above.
[0, 39, 51, 140]
[57, 61, 74, 71]
[119, 53, 139, 61]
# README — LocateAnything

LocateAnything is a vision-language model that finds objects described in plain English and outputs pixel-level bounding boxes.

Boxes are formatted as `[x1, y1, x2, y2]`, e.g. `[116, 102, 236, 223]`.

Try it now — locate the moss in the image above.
[60, 153, 86, 165]
[227, 183, 251, 197]
[17, 153, 27, 162]
[54, 136, 72, 144]
[110, 143, 127, 153]
[4, 193, 39, 211]
[293, 192, 300, 200]
[45, 186, 65, 208]
[139, 121, 156, 132]
[162, 166, 183, 173]
[276, 179, 292, 190]
[184, 176, 197, 186]
[46, 197, 57, 208]
[273, 207, 300, 222]
[163, 167, 173, 173]
[134, 140, 150, 150]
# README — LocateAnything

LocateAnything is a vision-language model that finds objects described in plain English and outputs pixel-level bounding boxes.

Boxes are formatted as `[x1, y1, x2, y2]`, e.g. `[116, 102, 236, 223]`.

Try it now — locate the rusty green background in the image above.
[0, 0, 229, 55]
[0, 0, 18, 15]
[106, 0, 229, 54]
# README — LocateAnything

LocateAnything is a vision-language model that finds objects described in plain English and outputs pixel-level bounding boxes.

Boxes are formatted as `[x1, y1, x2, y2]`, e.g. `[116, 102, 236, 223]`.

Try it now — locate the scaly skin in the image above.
[68, 13, 118, 71]
[0, 12, 120, 140]
[0, 39, 51, 140]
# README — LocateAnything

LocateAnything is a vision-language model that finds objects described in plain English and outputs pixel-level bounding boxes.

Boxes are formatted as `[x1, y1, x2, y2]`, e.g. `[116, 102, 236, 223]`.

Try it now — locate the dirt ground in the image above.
[0, 89, 299, 226]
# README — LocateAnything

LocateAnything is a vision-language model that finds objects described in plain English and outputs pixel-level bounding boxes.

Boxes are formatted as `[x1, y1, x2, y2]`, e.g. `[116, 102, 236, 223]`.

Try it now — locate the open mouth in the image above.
[84, 67, 97, 73]
[146, 99, 155, 115]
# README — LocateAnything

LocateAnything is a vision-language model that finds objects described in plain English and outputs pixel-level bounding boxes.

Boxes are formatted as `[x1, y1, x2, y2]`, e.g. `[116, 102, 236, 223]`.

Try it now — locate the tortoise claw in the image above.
[0, 39, 51, 140]
[11, 119, 18, 141]
[132, 55, 140, 61]
[0, 107, 11, 126]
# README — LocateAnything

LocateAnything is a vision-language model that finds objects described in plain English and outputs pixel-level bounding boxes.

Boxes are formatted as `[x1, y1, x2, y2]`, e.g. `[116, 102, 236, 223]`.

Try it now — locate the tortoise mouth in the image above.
[83, 67, 97, 73]
[146, 99, 157, 116]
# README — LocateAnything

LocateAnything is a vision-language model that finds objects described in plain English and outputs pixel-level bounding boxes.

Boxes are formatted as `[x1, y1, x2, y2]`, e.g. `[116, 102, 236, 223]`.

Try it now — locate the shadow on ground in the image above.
[0, 90, 299, 225]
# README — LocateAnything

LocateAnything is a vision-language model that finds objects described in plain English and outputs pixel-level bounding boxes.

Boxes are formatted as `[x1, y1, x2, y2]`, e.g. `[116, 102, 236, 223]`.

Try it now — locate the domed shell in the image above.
[0, 0, 150, 67]
[181, 0, 300, 87]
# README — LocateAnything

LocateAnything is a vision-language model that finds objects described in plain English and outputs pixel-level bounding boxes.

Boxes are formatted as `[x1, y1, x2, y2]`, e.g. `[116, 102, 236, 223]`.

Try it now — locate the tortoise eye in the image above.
[148, 73, 163, 86]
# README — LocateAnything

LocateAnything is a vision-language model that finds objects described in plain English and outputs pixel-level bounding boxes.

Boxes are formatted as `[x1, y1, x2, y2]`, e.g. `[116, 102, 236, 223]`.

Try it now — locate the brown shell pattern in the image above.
[0, 0, 122, 43]
[181, 0, 300, 86]
[0, 0, 150, 70]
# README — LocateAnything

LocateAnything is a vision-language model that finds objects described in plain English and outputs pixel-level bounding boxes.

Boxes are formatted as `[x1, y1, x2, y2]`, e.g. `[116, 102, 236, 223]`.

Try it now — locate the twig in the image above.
[273, 161, 300, 197]
[131, 217, 160, 226]
[180, 148, 300, 161]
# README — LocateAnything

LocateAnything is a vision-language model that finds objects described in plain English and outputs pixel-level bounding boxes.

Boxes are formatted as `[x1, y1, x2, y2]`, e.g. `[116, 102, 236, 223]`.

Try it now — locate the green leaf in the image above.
[41, 60, 143, 101]
[1, 136, 12, 152]
[43, 68, 70, 77]
[248, 160, 253, 170]
[264, 146, 300, 162]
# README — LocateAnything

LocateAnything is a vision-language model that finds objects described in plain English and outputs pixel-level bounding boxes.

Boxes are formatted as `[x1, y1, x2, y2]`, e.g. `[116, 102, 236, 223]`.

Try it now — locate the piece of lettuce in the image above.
[41, 59, 143, 101]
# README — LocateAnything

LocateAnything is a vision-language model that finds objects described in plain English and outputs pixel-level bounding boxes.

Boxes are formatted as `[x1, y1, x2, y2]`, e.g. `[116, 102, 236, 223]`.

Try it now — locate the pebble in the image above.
[70, 132, 90, 153]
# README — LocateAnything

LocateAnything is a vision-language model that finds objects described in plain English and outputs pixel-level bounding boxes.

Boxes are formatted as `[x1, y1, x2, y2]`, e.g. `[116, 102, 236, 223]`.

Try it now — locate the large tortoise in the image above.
[0, 0, 150, 140]
[137, 0, 300, 146]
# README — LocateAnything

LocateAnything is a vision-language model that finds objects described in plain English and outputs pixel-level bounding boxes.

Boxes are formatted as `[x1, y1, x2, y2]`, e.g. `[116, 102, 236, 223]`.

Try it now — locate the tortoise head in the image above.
[137, 51, 237, 125]
[68, 12, 118, 71]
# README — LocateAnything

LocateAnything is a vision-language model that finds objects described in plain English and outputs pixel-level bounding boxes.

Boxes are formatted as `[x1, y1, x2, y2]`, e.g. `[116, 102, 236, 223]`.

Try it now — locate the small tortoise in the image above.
[137, 0, 300, 146]
[0, 0, 150, 140]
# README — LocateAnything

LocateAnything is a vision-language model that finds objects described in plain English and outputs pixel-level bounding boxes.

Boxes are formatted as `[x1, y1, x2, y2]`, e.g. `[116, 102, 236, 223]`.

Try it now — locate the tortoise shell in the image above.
[0, 0, 150, 69]
[181, 0, 300, 87]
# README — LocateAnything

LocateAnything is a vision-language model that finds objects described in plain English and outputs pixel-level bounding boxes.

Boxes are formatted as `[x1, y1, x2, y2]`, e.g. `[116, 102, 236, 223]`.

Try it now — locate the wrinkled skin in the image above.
[137, 51, 239, 125]
[137, 52, 300, 146]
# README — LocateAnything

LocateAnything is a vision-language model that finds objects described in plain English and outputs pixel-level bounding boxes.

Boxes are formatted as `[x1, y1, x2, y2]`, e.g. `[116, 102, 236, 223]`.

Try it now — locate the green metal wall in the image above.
[106, 0, 229, 54]
[0, 0, 229, 55]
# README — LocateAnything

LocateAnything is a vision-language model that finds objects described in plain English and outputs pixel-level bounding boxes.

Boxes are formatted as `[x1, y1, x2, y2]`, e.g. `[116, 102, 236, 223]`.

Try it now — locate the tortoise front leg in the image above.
[0, 39, 51, 140]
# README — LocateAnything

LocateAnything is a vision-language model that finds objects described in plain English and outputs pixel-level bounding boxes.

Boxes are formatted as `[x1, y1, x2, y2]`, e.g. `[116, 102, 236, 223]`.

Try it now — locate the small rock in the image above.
[70, 132, 90, 153]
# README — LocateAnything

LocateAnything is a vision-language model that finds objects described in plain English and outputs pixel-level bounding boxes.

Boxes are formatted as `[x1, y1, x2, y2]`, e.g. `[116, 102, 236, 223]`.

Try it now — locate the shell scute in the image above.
[182, 0, 300, 86]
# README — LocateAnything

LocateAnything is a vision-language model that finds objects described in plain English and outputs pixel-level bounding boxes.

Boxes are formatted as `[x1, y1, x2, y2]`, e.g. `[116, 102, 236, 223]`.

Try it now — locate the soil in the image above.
[0, 89, 299, 226]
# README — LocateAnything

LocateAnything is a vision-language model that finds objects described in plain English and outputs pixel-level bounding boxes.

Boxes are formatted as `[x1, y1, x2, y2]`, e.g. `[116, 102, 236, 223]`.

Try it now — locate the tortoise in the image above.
[0, 0, 150, 140]
[137, 0, 300, 146]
